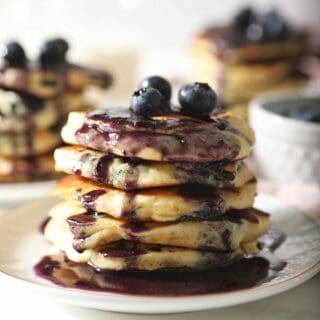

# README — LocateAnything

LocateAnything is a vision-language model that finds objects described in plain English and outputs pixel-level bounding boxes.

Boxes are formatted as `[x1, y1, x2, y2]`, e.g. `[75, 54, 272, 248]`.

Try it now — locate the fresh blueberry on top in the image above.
[263, 10, 290, 41]
[232, 7, 256, 29]
[130, 87, 171, 117]
[1, 41, 26, 67]
[178, 82, 217, 116]
[139, 75, 172, 101]
[39, 38, 69, 66]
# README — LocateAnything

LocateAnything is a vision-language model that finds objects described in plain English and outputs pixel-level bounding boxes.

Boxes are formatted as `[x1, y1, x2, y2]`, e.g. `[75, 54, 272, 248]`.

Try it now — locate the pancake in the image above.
[189, 46, 306, 105]
[192, 26, 307, 64]
[0, 89, 90, 133]
[220, 75, 306, 105]
[191, 47, 298, 88]
[0, 128, 61, 158]
[53, 175, 257, 222]
[46, 200, 269, 252]
[42, 240, 257, 272]
[54, 146, 254, 190]
[61, 110, 254, 163]
[0, 153, 56, 182]
[0, 63, 112, 98]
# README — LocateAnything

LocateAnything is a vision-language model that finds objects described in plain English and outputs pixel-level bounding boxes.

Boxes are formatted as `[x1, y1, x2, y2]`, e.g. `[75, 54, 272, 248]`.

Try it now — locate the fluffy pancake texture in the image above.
[46, 200, 269, 253]
[53, 175, 257, 222]
[54, 146, 254, 190]
[61, 111, 254, 162]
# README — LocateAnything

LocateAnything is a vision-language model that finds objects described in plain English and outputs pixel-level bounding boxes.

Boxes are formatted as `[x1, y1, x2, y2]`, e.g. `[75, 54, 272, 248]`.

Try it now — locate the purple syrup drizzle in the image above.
[34, 254, 270, 296]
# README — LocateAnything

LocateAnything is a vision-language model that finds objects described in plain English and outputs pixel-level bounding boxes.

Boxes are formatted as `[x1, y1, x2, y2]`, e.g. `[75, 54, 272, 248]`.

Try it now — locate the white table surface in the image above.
[0, 204, 319, 320]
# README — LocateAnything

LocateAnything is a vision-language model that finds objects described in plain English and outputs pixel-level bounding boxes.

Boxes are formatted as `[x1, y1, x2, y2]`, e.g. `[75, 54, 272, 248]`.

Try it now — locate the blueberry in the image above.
[0, 41, 26, 67]
[246, 23, 265, 42]
[178, 82, 217, 116]
[233, 7, 256, 29]
[263, 10, 290, 41]
[39, 38, 69, 66]
[287, 104, 320, 123]
[130, 87, 171, 117]
[139, 75, 172, 101]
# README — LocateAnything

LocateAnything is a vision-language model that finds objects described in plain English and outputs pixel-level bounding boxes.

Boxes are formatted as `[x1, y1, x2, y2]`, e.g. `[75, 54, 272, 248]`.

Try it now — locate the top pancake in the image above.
[0, 62, 112, 99]
[61, 110, 254, 163]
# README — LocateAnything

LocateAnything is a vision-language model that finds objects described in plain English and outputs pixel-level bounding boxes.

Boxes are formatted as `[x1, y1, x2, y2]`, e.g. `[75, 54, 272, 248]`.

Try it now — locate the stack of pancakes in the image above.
[190, 9, 308, 119]
[44, 109, 270, 271]
[0, 48, 112, 182]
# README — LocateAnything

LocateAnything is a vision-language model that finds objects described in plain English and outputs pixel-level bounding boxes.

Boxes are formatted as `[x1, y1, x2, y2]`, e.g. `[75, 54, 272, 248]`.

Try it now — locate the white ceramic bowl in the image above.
[249, 92, 320, 184]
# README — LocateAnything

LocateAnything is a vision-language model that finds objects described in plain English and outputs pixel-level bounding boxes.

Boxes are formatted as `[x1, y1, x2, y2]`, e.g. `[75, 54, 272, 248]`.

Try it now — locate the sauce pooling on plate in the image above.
[35, 254, 270, 295]
[34, 224, 286, 296]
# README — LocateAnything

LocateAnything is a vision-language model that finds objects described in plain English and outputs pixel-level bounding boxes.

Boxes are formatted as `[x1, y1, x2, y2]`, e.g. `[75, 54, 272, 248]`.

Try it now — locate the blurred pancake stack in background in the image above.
[43, 77, 270, 271]
[190, 7, 310, 119]
[0, 39, 112, 182]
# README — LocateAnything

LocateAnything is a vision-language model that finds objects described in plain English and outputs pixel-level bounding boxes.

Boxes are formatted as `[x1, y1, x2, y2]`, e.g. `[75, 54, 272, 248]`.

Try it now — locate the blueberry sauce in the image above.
[74, 111, 240, 163]
[122, 220, 148, 234]
[34, 255, 271, 296]
[100, 241, 146, 258]
[78, 189, 106, 211]
[39, 217, 51, 234]
[92, 155, 113, 183]
[35, 225, 286, 296]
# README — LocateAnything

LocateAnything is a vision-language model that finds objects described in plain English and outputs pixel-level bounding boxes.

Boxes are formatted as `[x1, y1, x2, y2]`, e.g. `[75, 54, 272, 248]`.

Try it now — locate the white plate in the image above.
[0, 180, 56, 205]
[0, 195, 319, 314]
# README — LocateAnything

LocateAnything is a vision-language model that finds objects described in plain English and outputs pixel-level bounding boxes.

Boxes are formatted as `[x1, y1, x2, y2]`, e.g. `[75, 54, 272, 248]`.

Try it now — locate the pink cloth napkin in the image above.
[257, 180, 320, 221]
